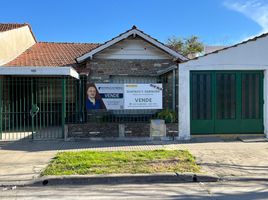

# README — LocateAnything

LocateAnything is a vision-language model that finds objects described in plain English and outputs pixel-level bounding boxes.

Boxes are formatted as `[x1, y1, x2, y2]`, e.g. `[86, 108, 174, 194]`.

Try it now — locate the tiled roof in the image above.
[0, 23, 28, 32]
[4, 42, 100, 67]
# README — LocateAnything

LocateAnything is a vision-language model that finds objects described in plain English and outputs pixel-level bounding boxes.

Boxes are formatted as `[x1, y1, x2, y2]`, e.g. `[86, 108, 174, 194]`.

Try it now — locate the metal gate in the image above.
[190, 71, 264, 134]
[0, 76, 66, 140]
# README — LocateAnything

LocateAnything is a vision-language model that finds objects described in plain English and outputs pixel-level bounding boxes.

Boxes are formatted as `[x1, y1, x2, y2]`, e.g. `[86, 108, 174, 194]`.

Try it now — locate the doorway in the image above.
[190, 71, 263, 134]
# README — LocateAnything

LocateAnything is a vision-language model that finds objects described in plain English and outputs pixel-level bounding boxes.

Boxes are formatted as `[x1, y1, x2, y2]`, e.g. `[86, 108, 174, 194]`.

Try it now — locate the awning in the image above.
[0, 66, 79, 79]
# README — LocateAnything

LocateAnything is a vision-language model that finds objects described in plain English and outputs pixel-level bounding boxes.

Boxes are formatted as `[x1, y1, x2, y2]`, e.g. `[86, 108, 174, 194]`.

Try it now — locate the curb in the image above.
[26, 173, 220, 186]
[221, 176, 268, 182]
[3, 174, 268, 187]
[0, 180, 33, 187]
[0, 173, 219, 187]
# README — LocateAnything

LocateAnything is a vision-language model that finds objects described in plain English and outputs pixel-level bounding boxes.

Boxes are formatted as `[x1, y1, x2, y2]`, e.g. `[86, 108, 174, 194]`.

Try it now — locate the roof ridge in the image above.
[37, 41, 100, 45]
[0, 23, 37, 42]
[76, 25, 188, 62]
[0, 22, 28, 25]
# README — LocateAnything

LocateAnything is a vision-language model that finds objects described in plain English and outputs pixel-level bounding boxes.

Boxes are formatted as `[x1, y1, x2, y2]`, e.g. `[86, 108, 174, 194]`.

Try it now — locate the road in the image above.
[1, 181, 268, 200]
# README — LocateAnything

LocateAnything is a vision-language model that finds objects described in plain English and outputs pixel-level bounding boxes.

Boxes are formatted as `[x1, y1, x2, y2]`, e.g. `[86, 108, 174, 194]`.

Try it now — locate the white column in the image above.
[264, 70, 268, 138]
[177, 66, 191, 140]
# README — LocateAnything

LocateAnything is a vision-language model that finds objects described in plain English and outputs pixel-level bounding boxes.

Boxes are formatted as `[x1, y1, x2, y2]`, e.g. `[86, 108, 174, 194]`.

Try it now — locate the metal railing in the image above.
[0, 77, 68, 140]
[0, 75, 177, 140]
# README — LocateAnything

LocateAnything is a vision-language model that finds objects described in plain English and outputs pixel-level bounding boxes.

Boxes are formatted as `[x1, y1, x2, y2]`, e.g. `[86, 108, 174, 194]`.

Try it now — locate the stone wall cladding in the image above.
[124, 123, 150, 137]
[166, 123, 178, 137]
[68, 123, 119, 138]
[85, 59, 176, 82]
[68, 122, 178, 138]
[83, 58, 178, 111]
[69, 58, 179, 139]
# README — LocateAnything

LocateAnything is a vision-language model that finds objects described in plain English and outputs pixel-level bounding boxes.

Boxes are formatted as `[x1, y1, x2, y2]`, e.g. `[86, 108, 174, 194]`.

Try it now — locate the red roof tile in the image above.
[0, 23, 28, 32]
[4, 42, 99, 67]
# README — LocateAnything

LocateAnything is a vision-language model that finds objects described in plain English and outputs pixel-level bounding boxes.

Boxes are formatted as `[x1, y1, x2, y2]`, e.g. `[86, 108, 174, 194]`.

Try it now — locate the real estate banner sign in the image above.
[87, 83, 162, 110]
[124, 84, 163, 110]
[95, 84, 124, 110]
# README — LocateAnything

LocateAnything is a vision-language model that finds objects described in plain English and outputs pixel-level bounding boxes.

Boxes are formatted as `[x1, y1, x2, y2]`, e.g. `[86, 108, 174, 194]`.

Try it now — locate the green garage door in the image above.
[190, 71, 263, 134]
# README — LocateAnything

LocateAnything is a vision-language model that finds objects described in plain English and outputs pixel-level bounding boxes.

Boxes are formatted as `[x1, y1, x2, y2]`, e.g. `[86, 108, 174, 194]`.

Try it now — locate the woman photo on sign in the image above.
[86, 84, 105, 110]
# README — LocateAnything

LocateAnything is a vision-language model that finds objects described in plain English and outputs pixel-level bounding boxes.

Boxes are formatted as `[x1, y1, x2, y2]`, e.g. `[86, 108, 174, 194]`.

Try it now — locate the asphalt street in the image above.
[1, 180, 268, 200]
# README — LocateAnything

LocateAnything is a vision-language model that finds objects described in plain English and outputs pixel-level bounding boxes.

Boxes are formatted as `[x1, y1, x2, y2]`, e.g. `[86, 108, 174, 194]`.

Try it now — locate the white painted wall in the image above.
[0, 26, 36, 66]
[95, 37, 172, 60]
[77, 29, 187, 62]
[178, 35, 268, 140]
[0, 66, 79, 79]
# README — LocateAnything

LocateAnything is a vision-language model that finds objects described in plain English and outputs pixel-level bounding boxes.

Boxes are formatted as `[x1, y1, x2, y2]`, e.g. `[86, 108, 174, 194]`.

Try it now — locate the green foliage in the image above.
[42, 150, 200, 175]
[157, 109, 177, 123]
[166, 35, 204, 58]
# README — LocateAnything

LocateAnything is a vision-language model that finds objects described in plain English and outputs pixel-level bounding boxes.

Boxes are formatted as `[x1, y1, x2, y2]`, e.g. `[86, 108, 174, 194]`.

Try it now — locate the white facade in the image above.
[0, 66, 79, 79]
[95, 37, 172, 60]
[76, 27, 188, 63]
[178, 34, 268, 140]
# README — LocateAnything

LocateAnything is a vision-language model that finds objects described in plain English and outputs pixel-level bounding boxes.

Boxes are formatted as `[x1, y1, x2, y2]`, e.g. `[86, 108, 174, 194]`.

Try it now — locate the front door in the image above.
[190, 71, 263, 134]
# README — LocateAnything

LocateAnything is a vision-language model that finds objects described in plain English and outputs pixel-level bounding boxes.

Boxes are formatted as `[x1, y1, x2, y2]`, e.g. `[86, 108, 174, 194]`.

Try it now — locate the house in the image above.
[0, 23, 36, 66]
[179, 33, 268, 139]
[0, 23, 187, 140]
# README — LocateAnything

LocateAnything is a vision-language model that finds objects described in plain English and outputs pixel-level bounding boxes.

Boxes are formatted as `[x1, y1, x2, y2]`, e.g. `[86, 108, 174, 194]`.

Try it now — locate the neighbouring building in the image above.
[193, 45, 227, 58]
[179, 33, 268, 139]
[0, 23, 36, 66]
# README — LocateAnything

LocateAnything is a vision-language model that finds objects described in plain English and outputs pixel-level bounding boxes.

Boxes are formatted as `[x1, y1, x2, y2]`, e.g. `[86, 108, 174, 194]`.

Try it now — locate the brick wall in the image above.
[85, 59, 176, 83]
[68, 58, 179, 139]
[68, 123, 119, 138]
[68, 123, 178, 138]
[79, 58, 178, 111]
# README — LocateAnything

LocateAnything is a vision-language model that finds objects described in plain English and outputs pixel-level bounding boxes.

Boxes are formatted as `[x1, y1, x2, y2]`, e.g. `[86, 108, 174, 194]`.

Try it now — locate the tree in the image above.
[166, 36, 204, 58]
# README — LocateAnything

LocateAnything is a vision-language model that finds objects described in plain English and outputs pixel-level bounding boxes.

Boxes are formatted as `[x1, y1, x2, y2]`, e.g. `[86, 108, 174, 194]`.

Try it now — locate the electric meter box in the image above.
[150, 119, 166, 138]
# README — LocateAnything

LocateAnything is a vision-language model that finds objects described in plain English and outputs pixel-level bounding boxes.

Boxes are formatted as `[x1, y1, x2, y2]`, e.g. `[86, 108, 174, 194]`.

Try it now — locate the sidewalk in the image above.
[181, 139, 268, 178]
[0, 136, 267, 185]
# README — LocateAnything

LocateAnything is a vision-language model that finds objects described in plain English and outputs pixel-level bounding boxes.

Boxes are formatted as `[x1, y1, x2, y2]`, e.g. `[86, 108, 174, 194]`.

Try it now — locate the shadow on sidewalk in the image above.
[0, 134, 266, 152]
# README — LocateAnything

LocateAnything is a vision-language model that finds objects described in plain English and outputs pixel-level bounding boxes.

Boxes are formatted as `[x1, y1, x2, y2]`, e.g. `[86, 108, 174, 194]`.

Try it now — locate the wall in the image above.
[82, 59, 177, 113]
[68, 122, 178, 138]
[85, 59, 176, 82]
[81, 36, 178, 111]
[72, 37, 179, 138]
[0, 26, 36, 66]
[179, 35, 268, 140]
[161, 70, 178, 110]
[94, 36, 172, 60]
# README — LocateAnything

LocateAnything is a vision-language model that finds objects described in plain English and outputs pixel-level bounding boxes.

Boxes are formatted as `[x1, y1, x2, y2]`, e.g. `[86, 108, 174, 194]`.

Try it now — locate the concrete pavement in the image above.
[0, 136, 267, 185]
[0, 141, 57, 183]
[180, 140, 268, 178]
[1, 181, 268, 200]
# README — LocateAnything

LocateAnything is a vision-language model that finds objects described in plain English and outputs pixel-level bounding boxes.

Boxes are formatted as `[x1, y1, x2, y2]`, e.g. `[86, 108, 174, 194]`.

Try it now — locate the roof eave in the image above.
[157, 65, 178, 76]
[0, 66, 80, 79]
[76, 28, 188, 63]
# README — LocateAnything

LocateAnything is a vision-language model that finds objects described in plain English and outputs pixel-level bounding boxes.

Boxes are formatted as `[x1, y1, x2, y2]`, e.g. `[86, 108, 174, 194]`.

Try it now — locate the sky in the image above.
[1, 0, 268, 45]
